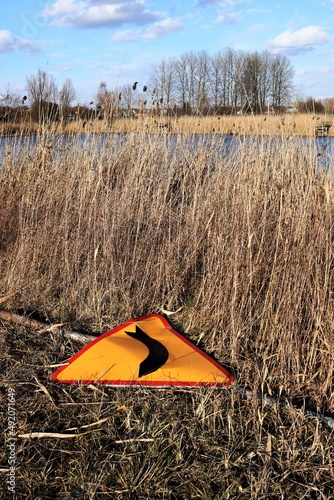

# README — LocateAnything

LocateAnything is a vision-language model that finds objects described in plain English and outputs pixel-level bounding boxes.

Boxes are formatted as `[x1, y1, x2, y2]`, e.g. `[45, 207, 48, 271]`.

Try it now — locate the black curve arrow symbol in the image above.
[124, 326, 169, 377]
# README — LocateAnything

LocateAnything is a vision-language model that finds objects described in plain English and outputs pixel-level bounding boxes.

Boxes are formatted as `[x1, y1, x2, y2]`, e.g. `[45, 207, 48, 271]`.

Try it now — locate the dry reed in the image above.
[38, 112, 333, 137]
[0, 129, 333, 497]
[1, 112, 333, 138]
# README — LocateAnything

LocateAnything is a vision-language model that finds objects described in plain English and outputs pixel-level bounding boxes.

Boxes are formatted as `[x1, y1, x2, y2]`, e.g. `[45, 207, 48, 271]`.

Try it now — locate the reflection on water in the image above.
[0, 132, 333, 171]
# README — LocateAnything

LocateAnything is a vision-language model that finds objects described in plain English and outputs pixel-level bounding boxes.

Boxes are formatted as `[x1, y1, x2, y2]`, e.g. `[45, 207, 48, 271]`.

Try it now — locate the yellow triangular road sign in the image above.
[51, 314, 234, 387]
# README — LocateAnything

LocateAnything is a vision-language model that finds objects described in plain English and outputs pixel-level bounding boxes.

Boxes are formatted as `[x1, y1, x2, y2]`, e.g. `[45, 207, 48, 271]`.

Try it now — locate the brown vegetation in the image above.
[1, 112, 332, 138]
[103, 112, 334, 137]
[0, 130, 333, 497]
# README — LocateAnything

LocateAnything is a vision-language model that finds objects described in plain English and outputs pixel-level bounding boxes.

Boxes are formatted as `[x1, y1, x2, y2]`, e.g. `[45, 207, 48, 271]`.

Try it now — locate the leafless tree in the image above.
[186, 52, 198, 111]
[219, 48, 243, 112]
[0, 85, 22, 122]
[173, 51, 200, 113]
[209, 52, 224, 111]
[196, 51, 211, 113]
[270, 54, 294, 111]
[149, 48, 295, 115]
[241, 51, 270, 113]
[120, 84, 135, 112]
[174, 54, 190, 113]
[149, 58, 176, 111]
[96, 81, 120, 123]
[26, 69, 58, 123]
[59, 78, 76, 119]
[323, 97, 334, 114]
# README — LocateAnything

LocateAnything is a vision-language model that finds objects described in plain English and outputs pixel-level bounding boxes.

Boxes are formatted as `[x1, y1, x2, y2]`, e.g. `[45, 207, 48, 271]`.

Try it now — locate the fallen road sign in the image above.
[51, 314, 234, 387]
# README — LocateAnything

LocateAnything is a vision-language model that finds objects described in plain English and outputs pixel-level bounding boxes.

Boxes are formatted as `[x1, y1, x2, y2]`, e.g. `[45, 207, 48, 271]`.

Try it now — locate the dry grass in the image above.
[1, 130, 334, 498]
[52, 112, 334, 137]
[1, 112, 334, 138]
[0, 121, 39, 137]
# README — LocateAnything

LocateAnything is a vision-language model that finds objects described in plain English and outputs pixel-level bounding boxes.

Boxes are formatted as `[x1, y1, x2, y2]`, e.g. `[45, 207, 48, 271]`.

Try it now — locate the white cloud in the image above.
[198, 0, 253, 24]
[268, 26, 330, 55]
[197, 0, 249, 6]
[215, 12, 238, 23]
[43, 0, 161, 29]
[113, 18, 184, 42]
[144, 18, 184, 39]
[0, 30, 40, 54]
[43, 0, 85, 17]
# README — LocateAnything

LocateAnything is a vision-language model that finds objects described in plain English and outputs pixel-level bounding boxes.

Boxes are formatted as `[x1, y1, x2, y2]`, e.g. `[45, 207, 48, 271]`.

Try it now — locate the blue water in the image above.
[0, 132, 333, 171]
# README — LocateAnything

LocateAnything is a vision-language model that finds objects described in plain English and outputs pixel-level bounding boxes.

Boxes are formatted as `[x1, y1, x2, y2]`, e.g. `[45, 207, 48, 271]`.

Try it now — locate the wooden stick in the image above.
[18, 431, 90, 439]
[66, 416, 112, 431]
[0, 309, 96, 343]
[114, 438, 154, 444]
[0, 310, 47, 330]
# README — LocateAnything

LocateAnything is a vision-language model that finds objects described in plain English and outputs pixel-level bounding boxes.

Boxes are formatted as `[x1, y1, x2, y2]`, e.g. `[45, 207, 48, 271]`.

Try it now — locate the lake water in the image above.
[0, 132, 333, 172]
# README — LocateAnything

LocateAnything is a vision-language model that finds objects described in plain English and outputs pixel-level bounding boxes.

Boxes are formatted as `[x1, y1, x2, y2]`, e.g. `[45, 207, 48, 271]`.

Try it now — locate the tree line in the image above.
[0, 72, 77, 124]
[148, 49, 294, 114]
[1, 48, 334, 124]
[96, 48, 295, 118]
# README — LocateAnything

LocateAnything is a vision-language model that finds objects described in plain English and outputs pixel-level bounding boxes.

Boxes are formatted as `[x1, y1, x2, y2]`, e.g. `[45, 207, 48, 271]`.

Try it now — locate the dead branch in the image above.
[0, 309, 96, 343]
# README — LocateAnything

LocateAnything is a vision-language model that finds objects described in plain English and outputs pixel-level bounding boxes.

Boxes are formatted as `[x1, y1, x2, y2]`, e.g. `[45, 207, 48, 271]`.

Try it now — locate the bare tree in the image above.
[149, 48, 295, 116]
[219, 48, 244, 112]
[26, 69, 58, 123]
[59, 78, 76, 119]
[118, 84, 134, 113]
[209, 52, 224, 111]
[296, 96, 325, 114]
[149, 58, 176, 111]
[258, 51, 272, 113]
[196, 51, 211, 113]
[323, 97, 334, 115]
[174, 52, 198, 113]
[241, 52, 261, 113]
[208, 48, 245, 113]
[0, 85, 23, 122]
[186, 52, 198, 112]
[174, 54, 190, 113]
[270, 54, 294, 111]
[96, 81, 120, 123]
[0, 86, 21, 108]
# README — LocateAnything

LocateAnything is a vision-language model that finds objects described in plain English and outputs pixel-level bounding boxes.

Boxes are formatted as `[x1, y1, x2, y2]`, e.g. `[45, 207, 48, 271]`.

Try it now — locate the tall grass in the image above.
[1, 129, 334, 497]
[1, 112, 333, 137]
[1, 131, 333, 411]
[61, 111, 334, 137]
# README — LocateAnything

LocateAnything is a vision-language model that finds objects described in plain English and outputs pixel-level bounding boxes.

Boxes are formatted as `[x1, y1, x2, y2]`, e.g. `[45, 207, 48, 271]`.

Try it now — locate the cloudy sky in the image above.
[1, 0, 334, 103]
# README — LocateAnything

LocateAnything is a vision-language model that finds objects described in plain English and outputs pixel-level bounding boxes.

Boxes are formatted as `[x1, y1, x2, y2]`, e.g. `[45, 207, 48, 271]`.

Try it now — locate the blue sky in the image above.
[1, 0, 334, 104]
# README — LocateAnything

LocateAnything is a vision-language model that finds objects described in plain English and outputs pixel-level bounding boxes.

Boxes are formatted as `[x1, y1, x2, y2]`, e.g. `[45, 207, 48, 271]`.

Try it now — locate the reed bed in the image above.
[1, 112, 333, 138]
[43, 112, 334, 137]
[1, 130, 333, 498]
